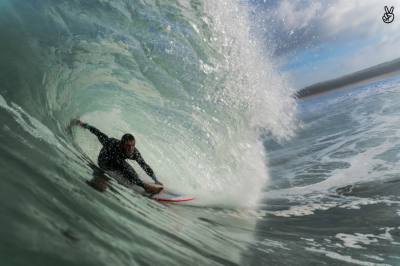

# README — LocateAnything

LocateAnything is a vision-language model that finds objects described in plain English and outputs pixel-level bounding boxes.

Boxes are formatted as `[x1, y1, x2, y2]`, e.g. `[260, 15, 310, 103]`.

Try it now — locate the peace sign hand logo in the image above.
[382, 6, 395, 23]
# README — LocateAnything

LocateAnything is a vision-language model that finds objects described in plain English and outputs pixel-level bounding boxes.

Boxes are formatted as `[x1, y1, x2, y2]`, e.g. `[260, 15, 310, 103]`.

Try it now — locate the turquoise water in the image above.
[1, 1, 400, 265]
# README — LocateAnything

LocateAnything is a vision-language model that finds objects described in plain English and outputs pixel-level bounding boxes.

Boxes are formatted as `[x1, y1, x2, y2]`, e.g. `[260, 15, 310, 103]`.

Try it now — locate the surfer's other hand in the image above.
[143, 183, 163, 194]
[155, 180, 163, 186]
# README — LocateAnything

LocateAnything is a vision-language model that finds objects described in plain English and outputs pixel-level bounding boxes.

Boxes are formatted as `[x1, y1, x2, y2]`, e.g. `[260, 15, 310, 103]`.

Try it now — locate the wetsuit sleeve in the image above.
[133, 149, 157, 181]
[82, 123, 109, 146]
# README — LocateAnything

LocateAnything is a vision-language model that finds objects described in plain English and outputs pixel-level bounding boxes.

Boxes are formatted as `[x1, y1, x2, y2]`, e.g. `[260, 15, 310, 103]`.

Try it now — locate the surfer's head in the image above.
[121, 133, 135, 156]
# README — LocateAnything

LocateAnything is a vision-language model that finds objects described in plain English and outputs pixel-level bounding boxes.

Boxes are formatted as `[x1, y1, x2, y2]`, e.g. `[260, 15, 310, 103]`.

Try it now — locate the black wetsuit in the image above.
[82, 123, 157, 188]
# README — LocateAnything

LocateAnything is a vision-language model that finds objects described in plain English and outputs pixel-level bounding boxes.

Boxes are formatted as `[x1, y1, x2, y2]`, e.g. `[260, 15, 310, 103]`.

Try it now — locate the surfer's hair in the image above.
[121, 133, 135, 144]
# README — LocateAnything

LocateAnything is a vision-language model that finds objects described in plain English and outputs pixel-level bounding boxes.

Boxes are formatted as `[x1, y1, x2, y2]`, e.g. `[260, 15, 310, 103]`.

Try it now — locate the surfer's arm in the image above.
[81, 123, 109, 146]
[133, 149, 159, 182]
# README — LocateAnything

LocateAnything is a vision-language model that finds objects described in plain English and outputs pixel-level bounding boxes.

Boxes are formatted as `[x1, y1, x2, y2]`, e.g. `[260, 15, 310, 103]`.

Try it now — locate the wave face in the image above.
[0, 0, 296, 265]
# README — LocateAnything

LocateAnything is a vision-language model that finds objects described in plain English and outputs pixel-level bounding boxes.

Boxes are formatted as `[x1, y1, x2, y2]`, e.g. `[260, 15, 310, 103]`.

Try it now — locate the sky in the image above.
[249, 0, 400, 89]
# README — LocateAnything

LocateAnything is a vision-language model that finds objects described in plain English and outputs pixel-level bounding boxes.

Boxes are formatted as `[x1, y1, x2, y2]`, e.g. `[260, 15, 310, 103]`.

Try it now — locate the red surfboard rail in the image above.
[144, 185, 194, 203]
[153, 196, 194, 202]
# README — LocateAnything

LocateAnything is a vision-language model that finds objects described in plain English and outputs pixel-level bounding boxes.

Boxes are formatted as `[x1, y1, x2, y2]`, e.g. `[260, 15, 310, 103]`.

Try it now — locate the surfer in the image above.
[70, 119, 163, 194]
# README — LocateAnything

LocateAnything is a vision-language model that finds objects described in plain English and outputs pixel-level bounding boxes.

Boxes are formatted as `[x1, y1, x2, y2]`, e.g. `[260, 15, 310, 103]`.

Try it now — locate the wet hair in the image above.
[121, 133, 135, 144]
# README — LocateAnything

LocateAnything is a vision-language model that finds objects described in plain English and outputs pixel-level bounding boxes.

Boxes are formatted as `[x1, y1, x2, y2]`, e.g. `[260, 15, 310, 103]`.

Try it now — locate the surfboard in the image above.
[149, 190, 194, 203]
[87, 167, 193, 202]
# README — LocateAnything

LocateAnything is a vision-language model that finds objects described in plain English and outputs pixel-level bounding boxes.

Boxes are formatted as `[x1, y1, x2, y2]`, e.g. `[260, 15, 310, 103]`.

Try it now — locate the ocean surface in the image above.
[1, 1, 400, 265]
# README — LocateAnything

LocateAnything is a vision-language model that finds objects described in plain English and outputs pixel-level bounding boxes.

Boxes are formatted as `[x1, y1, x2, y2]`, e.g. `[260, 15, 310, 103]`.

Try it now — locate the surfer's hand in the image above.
[70, 119, 84, 127]
[143, 183, 163, 194]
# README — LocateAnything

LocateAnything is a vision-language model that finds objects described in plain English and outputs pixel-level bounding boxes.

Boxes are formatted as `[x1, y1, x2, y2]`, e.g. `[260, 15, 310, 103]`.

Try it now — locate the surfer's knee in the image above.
[120, 165, 141, 185]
